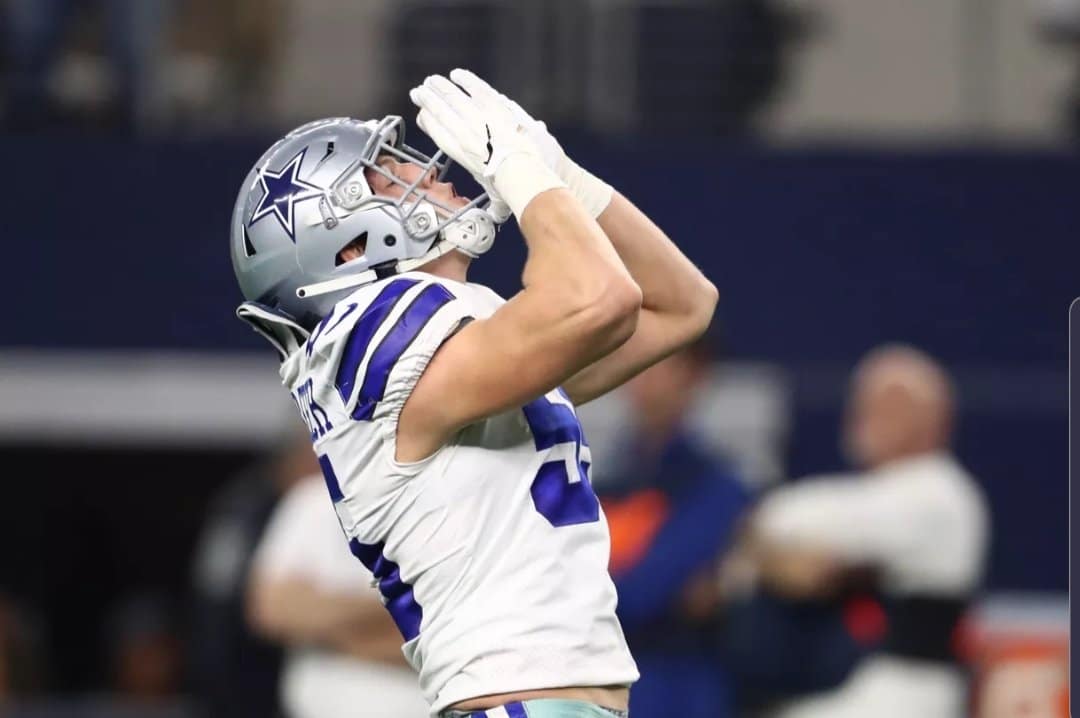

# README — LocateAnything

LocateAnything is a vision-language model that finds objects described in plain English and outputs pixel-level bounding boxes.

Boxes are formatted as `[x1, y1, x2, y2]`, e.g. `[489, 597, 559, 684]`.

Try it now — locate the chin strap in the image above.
[295, 206, 499, 299]
[441, 206, 497, 258]
[295, 242, 456, 299]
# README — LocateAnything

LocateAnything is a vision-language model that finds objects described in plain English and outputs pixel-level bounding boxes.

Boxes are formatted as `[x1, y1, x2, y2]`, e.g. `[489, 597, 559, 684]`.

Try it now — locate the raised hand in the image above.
[444, 69, 613, 220]
[448, 68, 566, 173]
[410, 75, 528, 179]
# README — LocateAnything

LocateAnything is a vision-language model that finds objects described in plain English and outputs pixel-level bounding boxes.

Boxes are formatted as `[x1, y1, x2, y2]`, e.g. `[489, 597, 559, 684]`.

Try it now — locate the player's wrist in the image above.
[492, 152, 567, 219]
[556, 154, 613, 219]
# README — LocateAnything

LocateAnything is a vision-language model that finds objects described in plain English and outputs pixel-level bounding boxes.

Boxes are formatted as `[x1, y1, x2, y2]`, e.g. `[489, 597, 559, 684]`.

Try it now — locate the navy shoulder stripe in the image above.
[352, 282, 456, 421]
[334, 278, 420, 405]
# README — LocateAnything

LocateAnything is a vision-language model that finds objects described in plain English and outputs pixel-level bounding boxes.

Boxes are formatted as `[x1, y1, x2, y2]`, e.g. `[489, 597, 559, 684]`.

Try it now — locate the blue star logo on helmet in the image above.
[249, 148, 324, 241]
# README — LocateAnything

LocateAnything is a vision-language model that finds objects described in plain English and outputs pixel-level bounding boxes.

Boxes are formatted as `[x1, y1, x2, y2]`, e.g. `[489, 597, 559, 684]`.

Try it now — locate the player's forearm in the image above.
[516, 186, 642, 355]
[597, 192, 717, 343]
[558, 191, 718, 403]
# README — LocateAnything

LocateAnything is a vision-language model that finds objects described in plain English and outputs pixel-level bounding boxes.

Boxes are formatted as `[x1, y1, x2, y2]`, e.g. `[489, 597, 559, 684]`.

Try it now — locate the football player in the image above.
[230, 69, 717, 718]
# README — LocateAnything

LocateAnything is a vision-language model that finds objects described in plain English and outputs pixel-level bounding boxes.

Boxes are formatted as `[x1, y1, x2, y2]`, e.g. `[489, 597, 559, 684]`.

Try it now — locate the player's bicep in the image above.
[397, 290, 622, 461]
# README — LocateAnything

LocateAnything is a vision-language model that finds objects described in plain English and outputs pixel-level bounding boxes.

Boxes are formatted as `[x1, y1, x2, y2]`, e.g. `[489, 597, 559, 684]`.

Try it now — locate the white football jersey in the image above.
[278, 271, 639, 714]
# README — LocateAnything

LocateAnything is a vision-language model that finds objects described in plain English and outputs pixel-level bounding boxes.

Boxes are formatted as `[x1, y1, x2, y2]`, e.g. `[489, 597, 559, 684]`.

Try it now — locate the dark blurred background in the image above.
[0, 0, 1074, 716]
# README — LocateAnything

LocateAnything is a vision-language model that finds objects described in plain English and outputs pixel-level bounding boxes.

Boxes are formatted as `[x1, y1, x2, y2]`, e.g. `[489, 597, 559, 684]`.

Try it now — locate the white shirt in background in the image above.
[757, 452, 989, 595]
[756, 452, 990, 718]
[253, 476, 428, 718]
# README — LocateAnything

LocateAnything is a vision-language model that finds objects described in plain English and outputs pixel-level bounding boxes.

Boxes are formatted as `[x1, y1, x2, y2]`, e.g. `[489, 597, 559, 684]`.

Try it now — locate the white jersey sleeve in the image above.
[302, 273, 475, 428]
[277, 272, 484, 463]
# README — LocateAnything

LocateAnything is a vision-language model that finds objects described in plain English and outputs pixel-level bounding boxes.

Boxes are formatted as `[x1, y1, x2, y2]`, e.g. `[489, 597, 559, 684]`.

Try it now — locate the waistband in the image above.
[440, 699, 628, 718]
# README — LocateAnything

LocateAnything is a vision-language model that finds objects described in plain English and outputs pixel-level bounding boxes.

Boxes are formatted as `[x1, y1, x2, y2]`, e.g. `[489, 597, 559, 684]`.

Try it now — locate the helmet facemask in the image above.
[326, 115, 496, 255]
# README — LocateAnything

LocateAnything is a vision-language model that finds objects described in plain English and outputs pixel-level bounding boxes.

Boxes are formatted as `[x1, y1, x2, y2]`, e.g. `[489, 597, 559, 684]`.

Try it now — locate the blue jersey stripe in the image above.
[334, 278, 419, 405]
[349, 539, 423, 640]
[352, 282, 455, 421]
[318, 454, 343, 503]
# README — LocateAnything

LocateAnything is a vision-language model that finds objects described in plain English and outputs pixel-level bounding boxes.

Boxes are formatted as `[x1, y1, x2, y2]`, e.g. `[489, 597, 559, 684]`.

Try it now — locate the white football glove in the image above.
[448, 68, 614, 219]
[410, 74, 564, 219]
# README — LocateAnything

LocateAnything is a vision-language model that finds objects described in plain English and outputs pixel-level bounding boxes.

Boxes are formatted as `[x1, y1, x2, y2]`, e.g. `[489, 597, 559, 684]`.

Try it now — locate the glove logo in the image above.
[249, 147, 325, 241]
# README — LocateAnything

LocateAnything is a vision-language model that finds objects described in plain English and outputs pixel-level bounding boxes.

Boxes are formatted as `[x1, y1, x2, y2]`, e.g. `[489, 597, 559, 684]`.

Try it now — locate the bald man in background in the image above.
[748, 345, 989, 718]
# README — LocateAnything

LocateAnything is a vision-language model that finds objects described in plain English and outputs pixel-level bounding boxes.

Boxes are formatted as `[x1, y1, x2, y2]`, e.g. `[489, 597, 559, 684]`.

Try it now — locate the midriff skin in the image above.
[451, 685, 629, 712]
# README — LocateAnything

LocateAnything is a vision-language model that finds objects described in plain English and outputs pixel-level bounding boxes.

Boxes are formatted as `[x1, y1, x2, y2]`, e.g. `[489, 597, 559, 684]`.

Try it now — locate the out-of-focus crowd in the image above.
[203, 339, 999, 718]
[3, 0, 1080, 140]
[0, 338, 1013, 718]
[0, 0, 794, 137]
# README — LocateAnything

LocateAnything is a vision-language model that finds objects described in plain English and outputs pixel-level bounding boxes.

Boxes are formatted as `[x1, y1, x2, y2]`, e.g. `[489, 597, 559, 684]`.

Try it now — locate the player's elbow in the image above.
[608, 279, 645, 343]
[689, 278, 719, 336]
[667, 274, 718, 349]
[581, 277, 642, 352]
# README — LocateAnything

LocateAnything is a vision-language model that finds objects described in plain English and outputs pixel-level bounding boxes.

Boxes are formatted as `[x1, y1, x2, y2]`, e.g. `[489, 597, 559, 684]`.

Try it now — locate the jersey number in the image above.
[522, 390, 600, 527]
[314, 389, 598, 640]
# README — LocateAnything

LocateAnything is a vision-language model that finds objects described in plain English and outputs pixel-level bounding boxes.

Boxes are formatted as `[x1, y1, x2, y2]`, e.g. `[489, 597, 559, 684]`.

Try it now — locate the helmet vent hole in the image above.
[384, 235, 397, 247]
[335, 231, 367, 266]
[242, 228, 257, 257]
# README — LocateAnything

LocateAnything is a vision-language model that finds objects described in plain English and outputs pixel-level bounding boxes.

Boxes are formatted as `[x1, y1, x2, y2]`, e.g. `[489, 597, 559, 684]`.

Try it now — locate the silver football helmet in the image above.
[230, 116, 502, 338]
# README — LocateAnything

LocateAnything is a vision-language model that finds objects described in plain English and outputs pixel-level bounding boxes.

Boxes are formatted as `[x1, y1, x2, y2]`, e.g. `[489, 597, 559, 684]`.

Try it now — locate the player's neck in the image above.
[419, 248, 471, 283]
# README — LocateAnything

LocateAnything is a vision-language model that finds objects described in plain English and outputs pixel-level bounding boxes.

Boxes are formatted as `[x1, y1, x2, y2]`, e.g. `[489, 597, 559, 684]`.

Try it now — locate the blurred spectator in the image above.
[188, 430, 314, 718]
[598, 335, 750, 718]
[748, 344, 990, 718]
[719, 587, 873, 710]
[3, 0, 170, 132]
[104, 592, 182, 702]
[247, 475, 426, 718]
